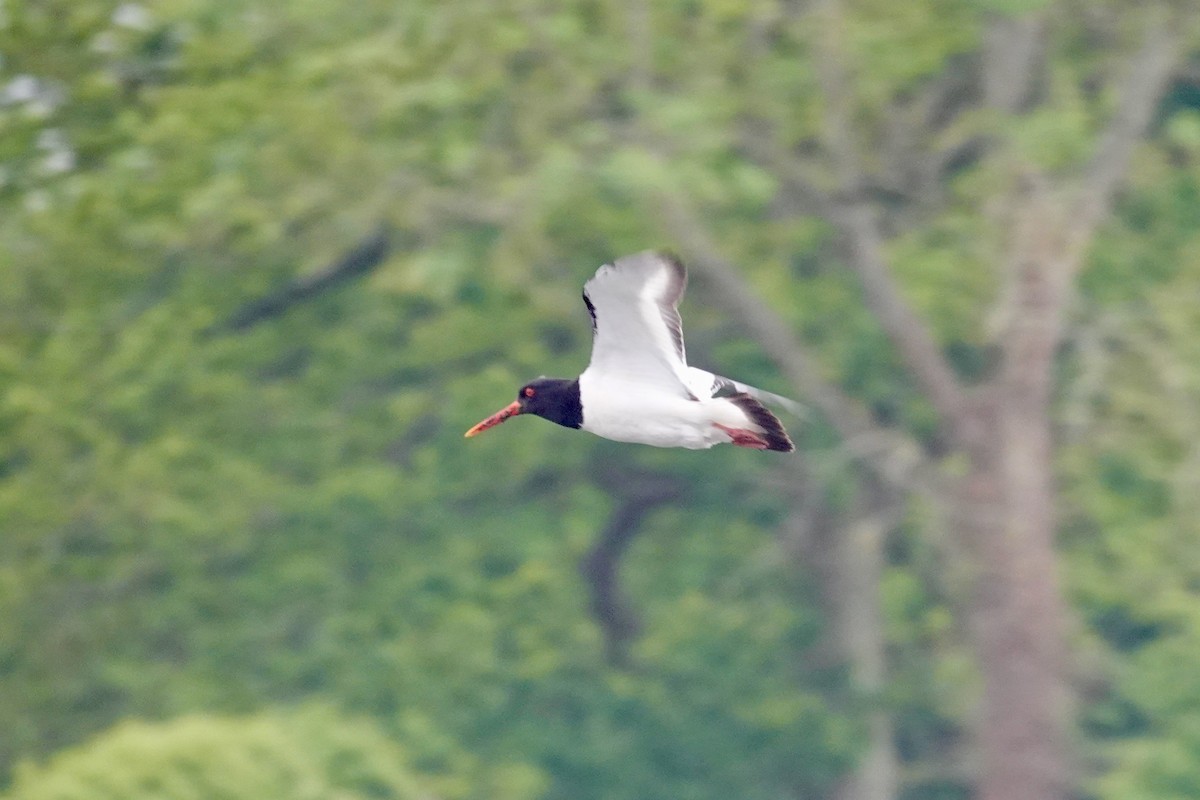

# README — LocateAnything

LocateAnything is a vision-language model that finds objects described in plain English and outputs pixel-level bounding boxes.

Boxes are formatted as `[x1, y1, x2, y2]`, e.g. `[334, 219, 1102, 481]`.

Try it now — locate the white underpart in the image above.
[578, 371, 764, 449]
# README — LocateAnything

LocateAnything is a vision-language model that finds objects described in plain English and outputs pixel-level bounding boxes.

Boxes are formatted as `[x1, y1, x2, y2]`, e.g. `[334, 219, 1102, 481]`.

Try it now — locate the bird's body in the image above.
[465, 251, 800, 452]
[578, 372, 742, 449]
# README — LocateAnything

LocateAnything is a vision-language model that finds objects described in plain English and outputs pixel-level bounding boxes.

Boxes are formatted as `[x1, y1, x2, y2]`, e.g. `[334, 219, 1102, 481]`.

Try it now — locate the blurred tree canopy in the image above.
[1, 1, 1199, 799]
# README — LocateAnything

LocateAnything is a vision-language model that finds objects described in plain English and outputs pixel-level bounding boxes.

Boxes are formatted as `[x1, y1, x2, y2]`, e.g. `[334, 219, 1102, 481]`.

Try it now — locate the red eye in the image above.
[523, 387, 536, 398]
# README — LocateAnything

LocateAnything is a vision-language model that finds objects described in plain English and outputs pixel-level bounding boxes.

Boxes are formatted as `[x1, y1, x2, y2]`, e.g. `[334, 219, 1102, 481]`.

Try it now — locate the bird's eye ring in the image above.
[523, 387, 536, 398]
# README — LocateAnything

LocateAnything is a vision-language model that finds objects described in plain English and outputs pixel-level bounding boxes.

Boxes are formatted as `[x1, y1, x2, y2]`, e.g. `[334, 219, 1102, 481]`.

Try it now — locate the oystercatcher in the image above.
[465, 251, 800, 451]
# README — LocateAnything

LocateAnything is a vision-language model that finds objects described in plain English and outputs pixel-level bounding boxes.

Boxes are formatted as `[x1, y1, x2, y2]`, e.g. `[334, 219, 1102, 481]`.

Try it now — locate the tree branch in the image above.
[1066, 12, 1177, 268]
[811, 0, 971, 443]
[659, 193, 879, 440]
[737, 126, 838, 220]
[994, 14, 1178, 389]
[657, 189, 934, 496]
[982, 12, 1046, 113]
[580, 462, 686, 667]
[213, 224, 392, 334]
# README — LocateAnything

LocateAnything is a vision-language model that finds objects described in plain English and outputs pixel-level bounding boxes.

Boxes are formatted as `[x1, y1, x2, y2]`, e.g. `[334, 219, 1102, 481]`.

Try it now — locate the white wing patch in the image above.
[581, 251, 691, 394]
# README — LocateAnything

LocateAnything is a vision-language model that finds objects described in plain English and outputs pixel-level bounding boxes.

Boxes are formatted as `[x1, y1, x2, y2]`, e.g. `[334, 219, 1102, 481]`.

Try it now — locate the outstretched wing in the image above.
[582, 250, 692, 393]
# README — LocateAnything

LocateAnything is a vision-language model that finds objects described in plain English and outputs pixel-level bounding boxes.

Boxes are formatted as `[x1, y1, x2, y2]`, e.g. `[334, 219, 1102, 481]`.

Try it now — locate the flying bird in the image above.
[465, 250, 801, 452]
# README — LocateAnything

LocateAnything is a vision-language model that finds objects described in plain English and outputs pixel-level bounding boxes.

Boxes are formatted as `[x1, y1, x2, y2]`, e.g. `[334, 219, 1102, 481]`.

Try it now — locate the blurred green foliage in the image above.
[1, 707, 436, 800]
[1, 0, 1198, 798]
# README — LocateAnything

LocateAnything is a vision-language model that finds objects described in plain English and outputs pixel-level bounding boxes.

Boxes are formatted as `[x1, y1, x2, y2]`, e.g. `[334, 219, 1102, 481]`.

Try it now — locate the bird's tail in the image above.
[687, 367, 806, 418]
[727, 393, 794, 452]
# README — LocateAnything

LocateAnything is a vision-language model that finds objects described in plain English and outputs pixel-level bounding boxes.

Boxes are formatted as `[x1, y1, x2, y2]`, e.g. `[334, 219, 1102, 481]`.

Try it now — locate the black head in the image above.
[515, 378, 583, 429]
[464, 377, 582, 438]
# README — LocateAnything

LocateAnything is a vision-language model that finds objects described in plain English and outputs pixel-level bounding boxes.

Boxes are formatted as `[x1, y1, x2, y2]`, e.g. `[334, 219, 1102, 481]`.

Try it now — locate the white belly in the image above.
[577, 372, 748, 449]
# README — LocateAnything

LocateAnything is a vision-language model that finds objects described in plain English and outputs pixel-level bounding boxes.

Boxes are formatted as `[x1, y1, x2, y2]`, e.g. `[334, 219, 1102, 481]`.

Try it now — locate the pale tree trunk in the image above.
[961, 20, 1176, 798]
[957, 387, 1071, 800]
[661, 7, 1178, 800]
[962, 184, 1077, 798]
[829, 475, 902, 800]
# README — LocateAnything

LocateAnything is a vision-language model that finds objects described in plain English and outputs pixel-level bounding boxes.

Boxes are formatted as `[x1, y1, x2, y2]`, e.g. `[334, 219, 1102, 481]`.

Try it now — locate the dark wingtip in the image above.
[729, 393, 795, 453]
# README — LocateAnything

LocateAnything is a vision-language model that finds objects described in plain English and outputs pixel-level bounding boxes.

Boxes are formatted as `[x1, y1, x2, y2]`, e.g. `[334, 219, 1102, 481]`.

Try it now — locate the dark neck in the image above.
[533, 378, 582, 429]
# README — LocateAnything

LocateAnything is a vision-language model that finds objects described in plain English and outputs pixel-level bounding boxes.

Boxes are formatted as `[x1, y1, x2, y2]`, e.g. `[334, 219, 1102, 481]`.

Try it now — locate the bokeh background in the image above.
[2, 2, 1200, 799]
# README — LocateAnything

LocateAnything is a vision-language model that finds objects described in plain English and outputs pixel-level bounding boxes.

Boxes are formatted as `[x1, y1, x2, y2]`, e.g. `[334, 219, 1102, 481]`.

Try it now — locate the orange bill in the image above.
[464, 400, 522, 438]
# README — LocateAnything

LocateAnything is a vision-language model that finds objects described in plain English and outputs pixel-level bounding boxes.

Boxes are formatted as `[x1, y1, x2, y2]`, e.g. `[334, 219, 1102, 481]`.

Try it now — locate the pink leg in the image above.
[713, 423, 770, 449]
